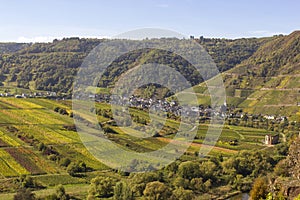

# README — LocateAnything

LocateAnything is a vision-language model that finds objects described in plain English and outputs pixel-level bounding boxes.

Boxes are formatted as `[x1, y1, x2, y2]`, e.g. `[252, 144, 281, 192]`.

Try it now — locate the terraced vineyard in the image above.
[0, 148, 29, 177]
[0, 97, 107, 179]
[0, 97, 277, 178]
[0, 97, 282, 199]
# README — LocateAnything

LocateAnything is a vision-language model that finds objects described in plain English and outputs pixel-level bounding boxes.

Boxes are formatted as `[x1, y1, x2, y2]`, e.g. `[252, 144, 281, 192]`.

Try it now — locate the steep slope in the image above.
[221, 31, 300, 120]
[196, 36, 268, 72]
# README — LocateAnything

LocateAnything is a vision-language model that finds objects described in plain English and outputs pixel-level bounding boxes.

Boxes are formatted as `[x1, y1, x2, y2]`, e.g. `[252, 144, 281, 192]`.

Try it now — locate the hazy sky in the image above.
[1, 0, 299, 42]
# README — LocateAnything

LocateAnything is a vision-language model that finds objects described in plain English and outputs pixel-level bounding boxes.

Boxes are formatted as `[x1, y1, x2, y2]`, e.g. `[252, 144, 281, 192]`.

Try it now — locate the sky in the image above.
[1, 0, 300, 42]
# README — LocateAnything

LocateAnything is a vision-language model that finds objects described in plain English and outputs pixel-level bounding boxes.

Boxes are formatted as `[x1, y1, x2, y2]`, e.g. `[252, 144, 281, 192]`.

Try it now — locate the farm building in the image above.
[265, 134, 279, 145]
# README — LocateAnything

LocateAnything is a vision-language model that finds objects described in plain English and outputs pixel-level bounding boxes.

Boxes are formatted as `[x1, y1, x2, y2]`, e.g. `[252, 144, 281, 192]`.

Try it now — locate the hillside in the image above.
[230, 31, 300, 77]
[196, 36, 268, 72]
[217, 31, 300, 120]
[0, 34, 300, 200]
[0, 97, 293, 199]
[0, 43, 30, 54]
[0, 38, 102, 93]
[2, 33, 300, 118]
[0, 36, 265, 96]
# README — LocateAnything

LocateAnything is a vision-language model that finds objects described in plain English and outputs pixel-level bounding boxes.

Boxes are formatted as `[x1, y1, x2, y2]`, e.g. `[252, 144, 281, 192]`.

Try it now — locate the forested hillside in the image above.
[196, 36, 268, 72]
[0, 43, 29, 54]
[0, 38, 102, 93]
[2, 32, 299, 118]
[0, 36, 266, 95]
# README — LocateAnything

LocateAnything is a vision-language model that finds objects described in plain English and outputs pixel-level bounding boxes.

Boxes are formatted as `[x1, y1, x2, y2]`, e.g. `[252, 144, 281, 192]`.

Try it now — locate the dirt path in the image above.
[261, 87, 300, 91]
[227, 126, 245, 140]
[263, 104, 296, 107]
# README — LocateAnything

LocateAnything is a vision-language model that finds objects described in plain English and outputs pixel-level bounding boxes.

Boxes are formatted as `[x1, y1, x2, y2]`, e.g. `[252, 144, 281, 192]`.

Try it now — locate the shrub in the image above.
[53, 107, 60, 112]
[60, 158, 71, 167]
[14, 188, 35, 200]
[38, 142, 46, 152]
[88, 176, 115, 198]
[250, 177, 268, 200]
[18, 175, 36, 188]
[55, 184, 70, 200]
[59, 108, 68, 115]
[67, 161, 87, 176]
[48, 154, 58, 161]
[113, 181, 133, 200]
[143, 181, 171, 200]
[62, 124, 76, 131]
[171, 187, 194, 200]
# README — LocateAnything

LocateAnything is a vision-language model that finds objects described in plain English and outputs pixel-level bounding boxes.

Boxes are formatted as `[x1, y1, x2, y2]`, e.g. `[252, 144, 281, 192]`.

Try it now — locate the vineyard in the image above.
[0, 148, 29, 177]
[0, 97, 107, 179]
[0, 97, 281, 199]
[0, 97, 277, 177]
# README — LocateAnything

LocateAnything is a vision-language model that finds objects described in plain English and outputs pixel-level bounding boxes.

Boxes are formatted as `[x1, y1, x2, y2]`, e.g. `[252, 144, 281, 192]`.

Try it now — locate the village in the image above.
[0, 89, 290, 127]
[0, 91, 58, 98]
[95, 93, 287, 146]
[1, 91, 288, 146]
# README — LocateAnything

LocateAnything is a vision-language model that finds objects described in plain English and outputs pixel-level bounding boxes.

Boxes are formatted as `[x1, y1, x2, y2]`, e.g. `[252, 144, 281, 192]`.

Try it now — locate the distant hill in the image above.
[0, 43, 30, 54]
[0, 36, 265, 95]
[0, 38, 102, 92]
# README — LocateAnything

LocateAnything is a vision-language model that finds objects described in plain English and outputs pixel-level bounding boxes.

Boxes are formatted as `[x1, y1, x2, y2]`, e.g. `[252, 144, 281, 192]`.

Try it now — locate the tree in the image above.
[171, 187, 194, 200]
[88, 176, 115, 198]
[286, 138, 300, 179]
[222, 157, 238, 177]
[203, 179, 212, 191]
[274, 159, 289, 177]
[60, 158, 71, 167]
[129, 172, 160, 196]
[276, 143, 289, 156]
[17, 175, 38, 189]
[66, 161, 87, 176]
[69, 112, 74, 118]
[178, 161, 200, 180]
[250, 177, 268, 200]
[66, 163, 78, 176]
[55, 184, 69, 200]
[190, 178, 204, 192]
[38, 142, 46, 152]
[143, 181, 171, 200]
[200, 160, 218, 181]
[54, 107, 60, 112]
[113, 181, 133, 200]
[173, 177, 189, 189]
[14, 188, 35, 200]
[59, 108, 68, 115]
